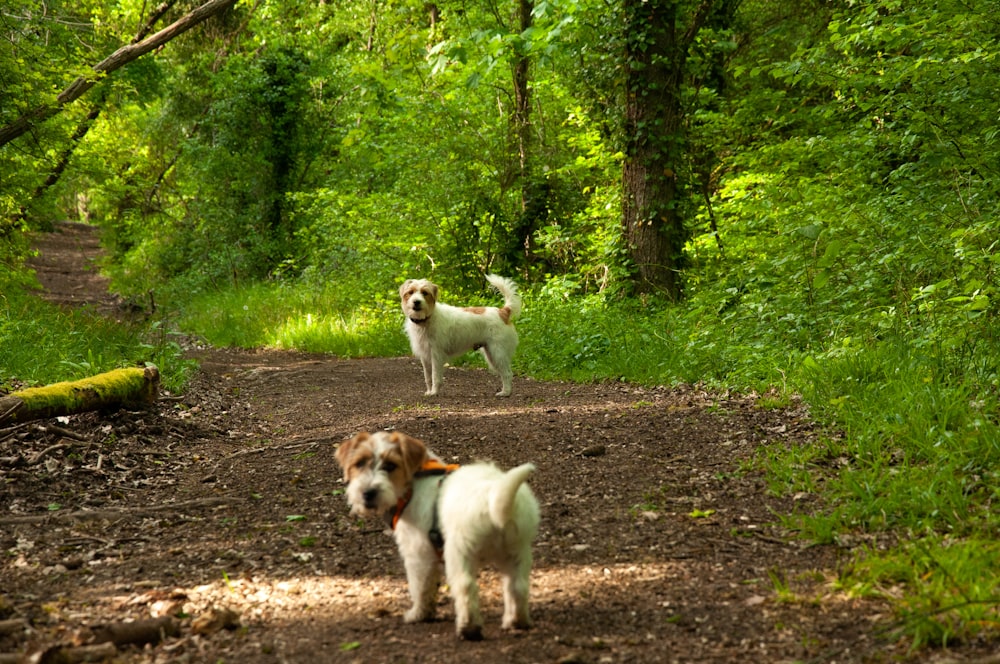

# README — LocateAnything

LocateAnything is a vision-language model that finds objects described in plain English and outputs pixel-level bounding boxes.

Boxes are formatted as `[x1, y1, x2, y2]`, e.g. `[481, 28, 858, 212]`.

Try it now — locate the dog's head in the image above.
[400, 279, 438, 323]
[335, 431, 429, 518]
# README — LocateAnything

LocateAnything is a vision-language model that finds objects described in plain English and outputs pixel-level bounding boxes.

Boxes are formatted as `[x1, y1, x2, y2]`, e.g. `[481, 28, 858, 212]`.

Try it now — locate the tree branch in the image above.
[0, 0, 237, 149]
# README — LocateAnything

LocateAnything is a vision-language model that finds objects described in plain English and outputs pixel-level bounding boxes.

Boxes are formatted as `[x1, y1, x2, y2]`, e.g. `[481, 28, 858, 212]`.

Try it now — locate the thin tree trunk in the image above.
[510, 0, 547, 269]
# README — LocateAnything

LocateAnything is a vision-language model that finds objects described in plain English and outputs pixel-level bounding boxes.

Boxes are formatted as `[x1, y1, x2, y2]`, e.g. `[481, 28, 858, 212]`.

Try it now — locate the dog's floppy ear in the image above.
[335, 432, 369, 472]
[390, 432, 427, 476]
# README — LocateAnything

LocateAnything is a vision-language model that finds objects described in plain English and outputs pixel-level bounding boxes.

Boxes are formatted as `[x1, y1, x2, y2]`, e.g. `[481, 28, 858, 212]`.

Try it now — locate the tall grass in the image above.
[0, 287, 195, 393]
[170, 281, 408, 357]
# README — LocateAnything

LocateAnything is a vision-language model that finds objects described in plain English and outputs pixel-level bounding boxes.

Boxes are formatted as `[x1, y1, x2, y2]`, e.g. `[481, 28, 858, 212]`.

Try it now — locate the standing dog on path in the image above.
[335, 431, 540, 640]
[399, 274, 521, 397]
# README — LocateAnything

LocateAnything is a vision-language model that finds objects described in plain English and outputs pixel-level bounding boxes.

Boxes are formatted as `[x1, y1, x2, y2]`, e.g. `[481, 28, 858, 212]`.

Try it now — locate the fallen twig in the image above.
[27, 442, 73, 466]
[90, 615, 178, 647]
[0, 618, 29, 637]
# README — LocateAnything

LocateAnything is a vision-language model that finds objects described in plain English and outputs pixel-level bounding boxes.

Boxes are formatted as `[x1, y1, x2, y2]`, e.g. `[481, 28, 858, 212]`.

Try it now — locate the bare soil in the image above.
[0, 222, 979, 663]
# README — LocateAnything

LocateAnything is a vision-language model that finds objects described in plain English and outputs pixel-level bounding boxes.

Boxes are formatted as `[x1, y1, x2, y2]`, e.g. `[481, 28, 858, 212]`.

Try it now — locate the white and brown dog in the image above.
[335, 431, 540, 640]
[399, 274, 521, 397]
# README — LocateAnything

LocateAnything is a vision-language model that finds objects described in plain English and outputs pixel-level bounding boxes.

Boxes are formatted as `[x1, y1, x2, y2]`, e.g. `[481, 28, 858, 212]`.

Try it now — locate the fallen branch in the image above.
[22, 641, 118, 663]
[0, 618, 29, 637]
[0, 365, 159, 425]
[90, 615, 178, 647]
[0, 496, 238, 525]
[27, 441, 74, 466]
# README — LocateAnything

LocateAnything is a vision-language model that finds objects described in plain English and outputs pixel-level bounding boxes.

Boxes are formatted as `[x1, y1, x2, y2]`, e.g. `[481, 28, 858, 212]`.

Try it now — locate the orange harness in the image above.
[389, 459, 460, 533]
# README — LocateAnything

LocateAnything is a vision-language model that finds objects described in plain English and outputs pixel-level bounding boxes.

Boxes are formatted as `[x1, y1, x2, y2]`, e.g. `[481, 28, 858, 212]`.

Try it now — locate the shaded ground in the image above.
[0, 222, 980, 662]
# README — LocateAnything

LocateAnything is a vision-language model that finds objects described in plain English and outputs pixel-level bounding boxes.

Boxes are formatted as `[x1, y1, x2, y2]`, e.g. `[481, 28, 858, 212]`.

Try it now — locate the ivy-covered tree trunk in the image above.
[621, 0, 718, 299]
[509, 0, 548, 272]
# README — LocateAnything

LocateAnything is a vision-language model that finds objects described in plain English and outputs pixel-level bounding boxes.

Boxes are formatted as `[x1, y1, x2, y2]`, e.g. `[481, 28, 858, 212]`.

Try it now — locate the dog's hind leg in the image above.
[499, 552, 533, 630]
[481, 346, 513, 397]
[444, 546, 483, 640]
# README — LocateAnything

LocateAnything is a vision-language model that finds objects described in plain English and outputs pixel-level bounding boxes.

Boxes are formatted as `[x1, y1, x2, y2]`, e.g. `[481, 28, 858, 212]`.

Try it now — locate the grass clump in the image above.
[169, 281, 408, 357]
[0, 284, 195, 394]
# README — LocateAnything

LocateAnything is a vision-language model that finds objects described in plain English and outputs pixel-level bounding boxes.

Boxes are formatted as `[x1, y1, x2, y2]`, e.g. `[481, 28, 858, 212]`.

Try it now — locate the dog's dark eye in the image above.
[382, 461, 397, 473]
[354, 459, 368, 469]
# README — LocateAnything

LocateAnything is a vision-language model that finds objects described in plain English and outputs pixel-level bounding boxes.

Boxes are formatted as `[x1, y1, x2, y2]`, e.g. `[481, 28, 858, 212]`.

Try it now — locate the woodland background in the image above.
[2, 0, 999, 651]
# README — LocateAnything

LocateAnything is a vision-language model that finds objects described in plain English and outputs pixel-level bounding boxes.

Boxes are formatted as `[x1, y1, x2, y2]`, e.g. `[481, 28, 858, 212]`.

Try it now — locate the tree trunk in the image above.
[509, 0, 548, 270]
[621, 0, 719, 299]
[0, 0, 237, 149]
[0, 365, 159, 425]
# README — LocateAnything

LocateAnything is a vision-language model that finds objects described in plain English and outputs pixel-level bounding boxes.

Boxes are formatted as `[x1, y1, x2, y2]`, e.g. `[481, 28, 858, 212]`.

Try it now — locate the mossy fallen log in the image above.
[0, 364, 159, 425]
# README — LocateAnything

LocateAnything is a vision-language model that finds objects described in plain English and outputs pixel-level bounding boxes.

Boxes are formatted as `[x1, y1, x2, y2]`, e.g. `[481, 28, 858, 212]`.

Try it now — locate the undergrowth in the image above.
[0, 284, 195, 394]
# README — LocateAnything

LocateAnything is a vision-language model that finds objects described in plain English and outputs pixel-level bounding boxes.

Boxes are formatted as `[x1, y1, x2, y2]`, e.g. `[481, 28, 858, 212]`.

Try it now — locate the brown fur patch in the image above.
[335, 432, 370, 479]
[498, 306, 512, 325]
[462, 306, 487, 315]
[389, 432, 428, 477]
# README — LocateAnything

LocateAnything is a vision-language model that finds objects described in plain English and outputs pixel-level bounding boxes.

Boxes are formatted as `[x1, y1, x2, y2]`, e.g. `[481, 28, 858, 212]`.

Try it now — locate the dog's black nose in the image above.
[363, 488, 379, 506]
[412, 300, 422, 310]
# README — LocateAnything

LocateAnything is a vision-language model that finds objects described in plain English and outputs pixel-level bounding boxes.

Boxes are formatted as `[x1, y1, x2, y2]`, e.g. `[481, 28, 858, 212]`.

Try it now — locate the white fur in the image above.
[400, 274, 521, 397]
[336, 431, 540, 640]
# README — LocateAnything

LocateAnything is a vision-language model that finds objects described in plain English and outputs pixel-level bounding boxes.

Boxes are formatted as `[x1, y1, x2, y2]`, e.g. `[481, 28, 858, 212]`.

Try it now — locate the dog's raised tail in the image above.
[486, 274, 522, 321]
[489, 463, 536, 528]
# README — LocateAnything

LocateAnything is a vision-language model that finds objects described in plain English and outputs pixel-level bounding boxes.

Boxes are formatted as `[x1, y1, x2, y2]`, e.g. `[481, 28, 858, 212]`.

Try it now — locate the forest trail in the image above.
[2, 223, 917, 663]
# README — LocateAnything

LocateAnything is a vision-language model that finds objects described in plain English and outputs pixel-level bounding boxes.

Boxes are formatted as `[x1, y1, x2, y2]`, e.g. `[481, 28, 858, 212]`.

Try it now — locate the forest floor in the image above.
[0, 222, 987, 663]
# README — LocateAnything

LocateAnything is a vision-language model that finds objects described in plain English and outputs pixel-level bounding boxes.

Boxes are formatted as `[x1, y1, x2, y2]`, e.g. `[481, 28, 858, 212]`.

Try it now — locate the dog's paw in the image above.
[457, 623, 483, 641]
[502, 617, 532, 631]
[403, 607, 434, 623]
[495, 390, 511, 397]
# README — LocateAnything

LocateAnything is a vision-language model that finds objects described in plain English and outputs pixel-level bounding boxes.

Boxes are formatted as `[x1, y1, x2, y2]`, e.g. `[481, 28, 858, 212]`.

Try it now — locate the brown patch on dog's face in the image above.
[389, 431, 428, 477]
[400, 279, 438, 322]
[336, 431, 372, 483]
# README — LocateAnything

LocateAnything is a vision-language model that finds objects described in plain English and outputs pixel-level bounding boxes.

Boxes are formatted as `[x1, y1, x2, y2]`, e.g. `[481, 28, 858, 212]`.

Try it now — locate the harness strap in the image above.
[389, 460, 460, 547]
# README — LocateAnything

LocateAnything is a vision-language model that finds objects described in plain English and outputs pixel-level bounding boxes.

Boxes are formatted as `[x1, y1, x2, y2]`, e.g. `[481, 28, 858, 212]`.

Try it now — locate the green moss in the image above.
[10, 366, 158, 417]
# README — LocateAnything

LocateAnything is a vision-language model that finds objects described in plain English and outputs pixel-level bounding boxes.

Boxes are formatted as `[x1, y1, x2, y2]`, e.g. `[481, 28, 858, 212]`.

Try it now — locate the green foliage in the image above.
[845, 538, 1000, 648]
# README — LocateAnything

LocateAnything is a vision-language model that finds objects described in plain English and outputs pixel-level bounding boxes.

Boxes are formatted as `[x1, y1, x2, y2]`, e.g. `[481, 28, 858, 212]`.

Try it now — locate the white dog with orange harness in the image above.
[335, 431, 539, 640]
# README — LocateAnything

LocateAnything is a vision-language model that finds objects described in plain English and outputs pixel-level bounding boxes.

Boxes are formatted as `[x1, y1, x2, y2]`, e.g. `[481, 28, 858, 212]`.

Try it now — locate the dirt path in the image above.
[1, 223, 921, 663]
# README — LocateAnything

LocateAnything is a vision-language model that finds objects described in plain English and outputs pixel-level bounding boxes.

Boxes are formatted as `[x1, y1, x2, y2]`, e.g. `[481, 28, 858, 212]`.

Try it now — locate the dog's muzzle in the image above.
[362, 488, 380, 509]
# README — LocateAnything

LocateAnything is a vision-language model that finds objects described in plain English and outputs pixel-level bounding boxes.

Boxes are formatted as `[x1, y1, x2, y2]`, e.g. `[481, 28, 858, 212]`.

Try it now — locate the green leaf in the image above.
[817, 239, 843, 268]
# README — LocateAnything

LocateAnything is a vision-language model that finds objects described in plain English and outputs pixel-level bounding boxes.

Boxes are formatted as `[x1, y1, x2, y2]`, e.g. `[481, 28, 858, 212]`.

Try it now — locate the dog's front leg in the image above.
[427, 353, 445, 396]
[419, 356, 435, 396]
[401, 547, 440, 623]
[444, 545, 483, 640]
